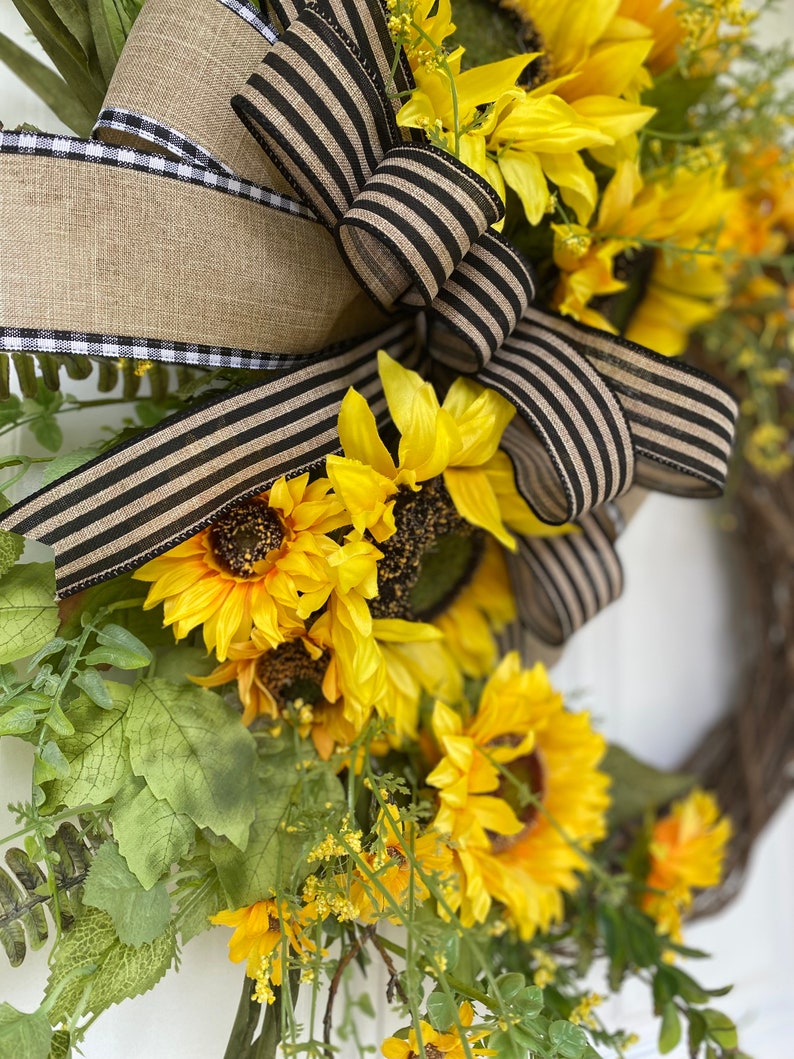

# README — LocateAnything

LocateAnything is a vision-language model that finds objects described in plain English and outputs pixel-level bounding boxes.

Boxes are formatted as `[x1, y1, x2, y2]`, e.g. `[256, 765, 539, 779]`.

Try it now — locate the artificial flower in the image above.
[133, 474, 348, 660]
[382, 1002, 494, 1058]
[210, 898, 318, 991]
[642, 789, 732, 943]
[427, 654, 610, 938]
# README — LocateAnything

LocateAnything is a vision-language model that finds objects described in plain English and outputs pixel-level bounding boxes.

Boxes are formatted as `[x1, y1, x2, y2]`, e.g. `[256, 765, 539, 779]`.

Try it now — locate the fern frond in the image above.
[0, 822, 98, 967]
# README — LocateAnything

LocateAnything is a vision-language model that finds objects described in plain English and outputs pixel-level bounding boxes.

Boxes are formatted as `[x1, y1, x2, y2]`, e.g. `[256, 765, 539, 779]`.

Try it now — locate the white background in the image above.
[1, 2, 793, 1056]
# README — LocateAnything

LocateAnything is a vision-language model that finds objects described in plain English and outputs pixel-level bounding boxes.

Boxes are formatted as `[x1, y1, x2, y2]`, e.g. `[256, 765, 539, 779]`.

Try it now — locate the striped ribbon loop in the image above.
[232, 3, 531, 357]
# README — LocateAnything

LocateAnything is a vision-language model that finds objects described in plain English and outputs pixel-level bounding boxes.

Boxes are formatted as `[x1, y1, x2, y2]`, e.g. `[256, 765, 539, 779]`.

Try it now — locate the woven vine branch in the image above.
[0, 821, 100, 967]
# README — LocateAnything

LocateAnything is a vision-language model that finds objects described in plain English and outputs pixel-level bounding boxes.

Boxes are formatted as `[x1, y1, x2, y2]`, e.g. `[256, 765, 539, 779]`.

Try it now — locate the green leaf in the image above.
[703, 1009, 737, 1049]
[30, 416, 63, 453]
[83, 842, 171, 947]
[95, 623, 152, 662]
[516, 986, 544, 1020]
[0, 29, 93, 136]
[124, 679, 257, 849]
[652, 968, 677, 1013]
[0, 496, 25, 579]
[687, 1010, 707, 1054]
[0, 563, 59, 664]
[659, 1002, 681, 1054]
[496, 973, 526, 1001]
[34, 740, 70, 783]
[175, 871, 225, 945]
[84, 643, 150, 670]
[549, 1020, 586, 1059]
[48, 1028, 71, 1059]
[211, 749, 344, 907]
[154, 646, 215, 685]
[425, 992, 458, 1032]
[45, 906, 176, 1023]
[86, 0, 127, 82]
[0, 1003, 53, 1059]
[57, 571, 172, 646]
[111, 775, 195, 890]
[668, 966, 710, 1005]
[73, 668, 114, 710]
[603, 745, 693, 826]
[40, 445, 103, 487]
[44, 686, 130, 808]
[0, 704, 38, 736]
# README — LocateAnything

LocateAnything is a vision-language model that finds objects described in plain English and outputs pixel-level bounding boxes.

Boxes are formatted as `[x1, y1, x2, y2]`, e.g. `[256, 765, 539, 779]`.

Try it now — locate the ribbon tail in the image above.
[0, 321, 419, 598]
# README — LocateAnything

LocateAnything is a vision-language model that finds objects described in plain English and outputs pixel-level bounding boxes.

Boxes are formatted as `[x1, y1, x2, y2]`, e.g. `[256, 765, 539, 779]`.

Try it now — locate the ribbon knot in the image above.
[232, 2, 528, 366]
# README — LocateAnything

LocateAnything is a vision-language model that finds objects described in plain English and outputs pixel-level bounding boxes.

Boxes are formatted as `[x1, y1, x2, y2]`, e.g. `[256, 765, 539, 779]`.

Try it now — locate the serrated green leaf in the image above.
[0, 562, 58, 664]
[45, 907, 176, 1023]
[48, 1028, 71, 1059]
[111, 775, 195, 890]
[73, 668, 114, 709]
[124, 679, 257, 849]
[425, 992, 458, 1032]
[176, 872, 225, 945]
[549, 1020, 586, 1059]
[659, 1002, 681, 1054]
[40, 445, 103, 487]
[603, 745, 693, 826]
[211, 750, 343, 907]
[0, 524, 25, 578]
[44, 686, 130, 808]
[83, 842, 171, 947]
[0, 1003, 52, 1059]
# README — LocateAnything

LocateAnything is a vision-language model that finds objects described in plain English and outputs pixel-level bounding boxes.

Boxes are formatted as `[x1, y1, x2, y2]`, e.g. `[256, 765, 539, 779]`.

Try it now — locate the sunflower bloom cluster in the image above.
[426, 653, 610, 939]
[381, 1001, 494, 1058]
[642, 789, 732, 943]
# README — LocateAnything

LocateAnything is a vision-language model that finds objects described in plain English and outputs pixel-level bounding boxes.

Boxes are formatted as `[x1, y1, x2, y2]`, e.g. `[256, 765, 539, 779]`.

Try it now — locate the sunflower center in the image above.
[454, 0, 550, 88]
[488, 747, 546, 853]
[267, 913, 280, 933]
[256, 640, 327, 709]
[590, 246, 657, 333]
[368, 478, 486, 622]
[208, 498, 285, 578]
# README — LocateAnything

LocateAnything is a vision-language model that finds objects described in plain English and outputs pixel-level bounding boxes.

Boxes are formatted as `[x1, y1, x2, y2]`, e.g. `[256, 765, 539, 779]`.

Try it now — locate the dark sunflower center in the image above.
[590, 246, 657, 333]
[454, 0, 550, 88]
[487, 747, 546, 853]
[267, 913, 280, 932]
[368, 478, 486, 622]
[256, 640, 327, 709]
[208, 498, 285, 578]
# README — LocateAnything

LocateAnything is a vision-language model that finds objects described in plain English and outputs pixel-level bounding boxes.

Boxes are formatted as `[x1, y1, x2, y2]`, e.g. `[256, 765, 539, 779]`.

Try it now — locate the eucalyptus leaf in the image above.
[0, 562, 59, 664]
[83, 842, 171, 946]
[124, 679, 257, 849]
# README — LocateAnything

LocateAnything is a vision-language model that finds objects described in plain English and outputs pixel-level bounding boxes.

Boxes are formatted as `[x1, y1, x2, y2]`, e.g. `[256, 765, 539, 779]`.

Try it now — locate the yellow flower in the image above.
[427, 654, 610, 939]
[328, 351, 535, 550]
[433, 537, 516, 678]
[350, 804, 455, 923]
[382, 1002, 494, 1058]
[133, 474, 347, 660]
[193, 627, 358, 759]
[744, 422, 793, 478]
[210, 898, 318, 997]
[642, 790, 732, 943]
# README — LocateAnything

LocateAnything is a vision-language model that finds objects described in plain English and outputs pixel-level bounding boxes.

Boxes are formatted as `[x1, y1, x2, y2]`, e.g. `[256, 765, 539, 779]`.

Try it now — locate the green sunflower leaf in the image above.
[0, 563, 59, 665]
[0, 1003, 52, 1059]
[124, 679, 257, 849]
[602, 744, 693, 826]
[45, 907, 176, 1023]
[111, 775, 195, 890]
[44, 687, 130, 809]
[83, 842, 171, 947]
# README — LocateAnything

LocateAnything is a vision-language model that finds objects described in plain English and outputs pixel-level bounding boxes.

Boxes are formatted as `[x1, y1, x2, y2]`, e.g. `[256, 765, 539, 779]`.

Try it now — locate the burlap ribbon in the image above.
[0, 0, 738, 644]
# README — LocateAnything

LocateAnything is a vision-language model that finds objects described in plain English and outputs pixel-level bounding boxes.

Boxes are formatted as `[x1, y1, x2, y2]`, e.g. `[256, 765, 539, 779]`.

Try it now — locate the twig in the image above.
[322, 925, 375, 1057]
[370, 931, 409, 1004]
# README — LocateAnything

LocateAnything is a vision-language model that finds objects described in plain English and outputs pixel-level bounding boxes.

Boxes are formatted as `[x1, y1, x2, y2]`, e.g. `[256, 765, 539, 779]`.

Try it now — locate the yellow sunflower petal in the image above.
[397, 394, 461, 481]
[337, 387, 396, 477]
[442, 379, 516, 467]
[378, 350, 428, 436]
[443, 467, 516, 550]
[499, 150, 550, 226]
[326, 456, 398, 541]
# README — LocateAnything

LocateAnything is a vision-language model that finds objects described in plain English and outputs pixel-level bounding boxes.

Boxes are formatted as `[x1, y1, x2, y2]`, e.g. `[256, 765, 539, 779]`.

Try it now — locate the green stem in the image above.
[223, 971, 261, 1059]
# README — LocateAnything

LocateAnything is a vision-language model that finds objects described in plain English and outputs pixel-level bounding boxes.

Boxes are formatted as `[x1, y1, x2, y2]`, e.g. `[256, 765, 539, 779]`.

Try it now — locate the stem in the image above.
[223, 971, 261, 1059]
[323, 926, 374, 1055]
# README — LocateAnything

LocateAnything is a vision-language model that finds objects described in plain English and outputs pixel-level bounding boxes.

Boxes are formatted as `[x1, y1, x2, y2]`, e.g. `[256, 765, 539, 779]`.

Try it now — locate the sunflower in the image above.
[133, 474, 348, 660]
[427, 654, 610, 938]
[193, 627, 359, 759]
[382, 1002, 494, 1059]
[350, 804, 456, 924]
[211, 898, 319, 1004]
[642, 789, 732, 943]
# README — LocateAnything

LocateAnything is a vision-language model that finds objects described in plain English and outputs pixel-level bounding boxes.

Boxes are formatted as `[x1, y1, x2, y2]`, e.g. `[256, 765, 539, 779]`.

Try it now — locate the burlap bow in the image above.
[0, 0, 738, 644]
